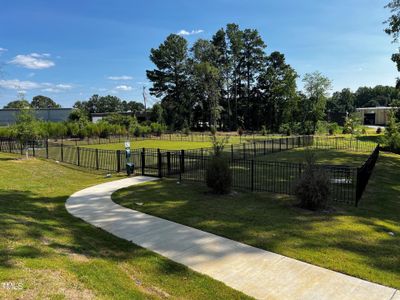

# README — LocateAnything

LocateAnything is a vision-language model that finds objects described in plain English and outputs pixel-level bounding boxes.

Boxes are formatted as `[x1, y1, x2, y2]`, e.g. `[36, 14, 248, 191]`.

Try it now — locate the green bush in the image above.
[206, 157, 232, 194]
[376, 127, 382, 134]
[380, 111, 400, 153]
[294, 151, 330, 210]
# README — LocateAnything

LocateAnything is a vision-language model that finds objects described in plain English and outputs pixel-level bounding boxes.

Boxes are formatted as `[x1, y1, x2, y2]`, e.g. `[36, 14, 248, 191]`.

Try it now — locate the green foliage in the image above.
[302, 71, 332, 131]
[12, 109, 42, 143]
[210, 125, 217, 136]
[31, 95, 61, 109]
[342, 113, 362, 134]
[316, 121, 341, 135]
[210, 135, 229, 157]
[380, 111, 400, 153]
[294, 151, 330, 211]
[150, 122, 166, 136]
[327, 88, 355, 113]
[206, 157, 232, 194]
[3, 100, 30, 109]
[376, 127, 383, 134]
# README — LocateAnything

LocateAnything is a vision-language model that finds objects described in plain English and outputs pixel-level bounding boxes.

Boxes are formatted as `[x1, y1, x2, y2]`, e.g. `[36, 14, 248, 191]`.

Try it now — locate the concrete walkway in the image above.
[66, 177, 398, 300]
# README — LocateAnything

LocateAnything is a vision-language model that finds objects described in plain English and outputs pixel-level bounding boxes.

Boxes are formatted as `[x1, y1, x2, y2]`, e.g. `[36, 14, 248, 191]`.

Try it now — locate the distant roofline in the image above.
[356, 107, 398, 110]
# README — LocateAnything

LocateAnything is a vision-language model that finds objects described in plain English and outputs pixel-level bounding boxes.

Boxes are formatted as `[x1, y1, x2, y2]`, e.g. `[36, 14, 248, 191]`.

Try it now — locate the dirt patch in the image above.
[119, 262, 170, 299]
[0, 268, 95, 300]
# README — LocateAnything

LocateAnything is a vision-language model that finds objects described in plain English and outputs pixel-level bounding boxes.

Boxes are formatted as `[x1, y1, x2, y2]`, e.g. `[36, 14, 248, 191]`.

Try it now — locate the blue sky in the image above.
[0, 0, 398, 108]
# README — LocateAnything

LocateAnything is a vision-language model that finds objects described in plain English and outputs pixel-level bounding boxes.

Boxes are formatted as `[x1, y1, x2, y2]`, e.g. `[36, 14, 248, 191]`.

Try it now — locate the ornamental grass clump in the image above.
[206, 136, 232, 194]
[294, 151, 330, 210]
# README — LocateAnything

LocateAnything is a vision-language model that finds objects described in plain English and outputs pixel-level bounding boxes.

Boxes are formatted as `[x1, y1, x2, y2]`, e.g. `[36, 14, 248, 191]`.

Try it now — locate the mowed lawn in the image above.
[256, 148, 371, 166]
[82, 139, 212, 150]
[113, 151, 400, 289]
[0, 153, 250, 299]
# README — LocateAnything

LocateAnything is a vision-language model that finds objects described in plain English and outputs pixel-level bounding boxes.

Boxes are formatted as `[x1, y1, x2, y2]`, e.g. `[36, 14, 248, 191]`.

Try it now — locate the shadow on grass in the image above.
[0, 188, 188, 279]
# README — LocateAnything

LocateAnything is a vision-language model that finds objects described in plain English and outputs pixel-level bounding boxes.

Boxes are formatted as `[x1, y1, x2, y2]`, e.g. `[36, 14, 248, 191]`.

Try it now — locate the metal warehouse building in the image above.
[356, 107, 397, 126]
[0, 108, 72, 126]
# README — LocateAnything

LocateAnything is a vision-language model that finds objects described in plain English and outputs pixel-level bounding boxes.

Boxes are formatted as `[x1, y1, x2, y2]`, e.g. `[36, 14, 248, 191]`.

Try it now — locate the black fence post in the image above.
[116, 150, 121, 172]
[167, 151, 171, 175]
[251, 160, 255, 191]
[46, 139, 49, 159]
[243, 144, 246, 160]
[141, 148, 145, 175]
[253, 142, 256, 157]
[9, 139, 12, 153]
[20, 141, 23, 155]
[180, 150, 185, 173]
[279, 138, 282, 151]
[61, 142, 64, 162]
[272, 139, 274, 153]
[263, 140, 266, 155]
[231, 144, 234, 160]
[95, 148, 99, 170]
[286, 137, 289, 150]
[77, 147, 80, 166]
[298, 163, 302, 177]
[157, 148, 162, 178]
[32, 141, 35, 157]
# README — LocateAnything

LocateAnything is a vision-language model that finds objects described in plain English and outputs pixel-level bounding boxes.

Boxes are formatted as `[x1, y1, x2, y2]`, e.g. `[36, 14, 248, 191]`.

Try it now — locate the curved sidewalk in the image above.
[66, 176, 398, 300]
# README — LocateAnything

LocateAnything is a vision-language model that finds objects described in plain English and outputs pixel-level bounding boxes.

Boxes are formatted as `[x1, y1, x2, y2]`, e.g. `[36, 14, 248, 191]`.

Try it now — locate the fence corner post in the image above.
[116, 150, 121, 172]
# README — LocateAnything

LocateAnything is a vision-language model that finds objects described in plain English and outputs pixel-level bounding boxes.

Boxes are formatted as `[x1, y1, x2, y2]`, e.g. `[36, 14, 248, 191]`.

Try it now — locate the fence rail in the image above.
[0, 136, 379, 206]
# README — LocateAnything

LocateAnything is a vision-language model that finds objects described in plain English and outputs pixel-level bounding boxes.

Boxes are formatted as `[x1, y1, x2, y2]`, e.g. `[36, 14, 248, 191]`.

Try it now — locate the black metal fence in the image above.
[0, 136, 379, 206]
[356, 145, 380, 206]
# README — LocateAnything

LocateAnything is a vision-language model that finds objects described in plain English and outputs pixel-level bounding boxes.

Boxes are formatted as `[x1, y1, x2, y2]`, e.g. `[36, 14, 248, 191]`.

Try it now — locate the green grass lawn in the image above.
[113, 152, 400, 290]
[256, 148, 371, 166]
[81, 139, 213, 150]
[0, 153, 250, 299]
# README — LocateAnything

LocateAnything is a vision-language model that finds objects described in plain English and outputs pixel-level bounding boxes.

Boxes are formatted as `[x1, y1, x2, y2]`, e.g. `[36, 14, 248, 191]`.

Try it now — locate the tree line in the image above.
[146, 23, 400, 133]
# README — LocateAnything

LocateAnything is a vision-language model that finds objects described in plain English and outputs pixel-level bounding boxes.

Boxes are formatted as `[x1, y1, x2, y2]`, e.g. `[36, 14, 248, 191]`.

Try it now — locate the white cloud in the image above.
[0, 47, 7, 54]
[108, 75, 133, 80]
[9, 53, 55, 69]
[0, 79, 72, 93]
[0, 79, 41, 90]
[177, 29, 204, 36]
[115, 85, 133, 91]
[55, 84, 72, 89]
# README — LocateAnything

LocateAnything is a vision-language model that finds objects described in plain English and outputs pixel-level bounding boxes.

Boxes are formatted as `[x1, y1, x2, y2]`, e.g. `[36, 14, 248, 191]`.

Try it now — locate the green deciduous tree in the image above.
[31, 95, 61, 109]
[385, 0, 400, 85]
[302, 71, 332, 132]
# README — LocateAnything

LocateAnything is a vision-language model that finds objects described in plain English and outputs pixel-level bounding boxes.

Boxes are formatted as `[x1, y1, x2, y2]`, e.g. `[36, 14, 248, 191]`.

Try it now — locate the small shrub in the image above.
[376, 127, 382, 134]
[294, 151, 330, 210]
[206, 157, 232, 194]
[206, 135, 232, 194]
